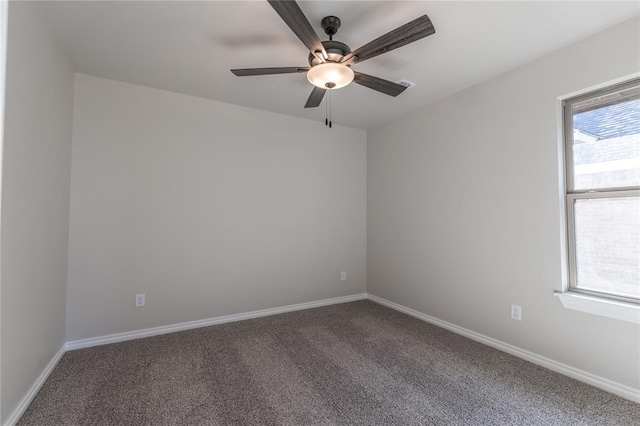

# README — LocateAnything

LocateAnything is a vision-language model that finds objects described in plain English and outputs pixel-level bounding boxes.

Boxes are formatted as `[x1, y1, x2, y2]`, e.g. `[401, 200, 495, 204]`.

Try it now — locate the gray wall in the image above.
[1, 2, 74, 422]
[66, 74, 367, 341]
[367, 18, 640, 390]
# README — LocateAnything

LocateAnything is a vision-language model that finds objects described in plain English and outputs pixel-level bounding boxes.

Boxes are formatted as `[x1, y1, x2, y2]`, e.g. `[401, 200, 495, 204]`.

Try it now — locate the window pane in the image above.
[572, 97, 640, 190]
[574, 196, 640, 299]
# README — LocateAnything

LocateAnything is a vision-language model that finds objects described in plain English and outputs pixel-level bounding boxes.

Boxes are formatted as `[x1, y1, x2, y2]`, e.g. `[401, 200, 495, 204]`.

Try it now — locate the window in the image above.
[563, 79, 640, 303]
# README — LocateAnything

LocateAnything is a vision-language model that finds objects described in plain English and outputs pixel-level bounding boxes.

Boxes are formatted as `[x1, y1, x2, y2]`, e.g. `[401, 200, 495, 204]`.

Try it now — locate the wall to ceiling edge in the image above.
[367, 16, 640, 391]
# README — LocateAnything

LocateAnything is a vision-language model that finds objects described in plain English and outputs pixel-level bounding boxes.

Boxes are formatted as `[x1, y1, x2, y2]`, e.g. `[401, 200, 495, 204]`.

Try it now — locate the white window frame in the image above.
[559, 78, 640, 316]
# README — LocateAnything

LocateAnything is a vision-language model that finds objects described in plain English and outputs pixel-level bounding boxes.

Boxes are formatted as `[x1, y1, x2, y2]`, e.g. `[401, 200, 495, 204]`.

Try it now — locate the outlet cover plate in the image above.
[135, 294, 145, 307]
[511, 304, 522, 321]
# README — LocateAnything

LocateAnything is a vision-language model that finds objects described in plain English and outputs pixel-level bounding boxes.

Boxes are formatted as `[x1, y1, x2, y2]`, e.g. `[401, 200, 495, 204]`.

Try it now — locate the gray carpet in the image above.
[18, 300, 639, 425]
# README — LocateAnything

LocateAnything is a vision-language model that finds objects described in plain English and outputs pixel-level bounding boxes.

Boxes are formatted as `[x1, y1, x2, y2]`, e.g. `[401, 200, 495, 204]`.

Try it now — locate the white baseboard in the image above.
[4, 344, 66, 426]
[5, 293, 367, 425]
[65, 293, 367, 351]
[6, 291, 637, 426]
[366, 293, 640, 403]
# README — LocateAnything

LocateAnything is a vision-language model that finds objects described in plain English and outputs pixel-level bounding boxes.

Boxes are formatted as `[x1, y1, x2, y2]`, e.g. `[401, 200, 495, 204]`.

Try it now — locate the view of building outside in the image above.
[571, 97, 639, 300]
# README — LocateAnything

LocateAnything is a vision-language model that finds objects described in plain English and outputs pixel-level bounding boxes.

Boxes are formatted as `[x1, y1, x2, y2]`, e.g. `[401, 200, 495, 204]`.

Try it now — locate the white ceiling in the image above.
[35, 1, 639, 129]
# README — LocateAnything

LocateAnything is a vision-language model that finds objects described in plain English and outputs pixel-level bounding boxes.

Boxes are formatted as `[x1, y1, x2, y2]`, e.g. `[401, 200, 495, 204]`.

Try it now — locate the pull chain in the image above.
[325, 89, 329, 126]
[325, 82, 336, 129]
[329, 89, 332, 128]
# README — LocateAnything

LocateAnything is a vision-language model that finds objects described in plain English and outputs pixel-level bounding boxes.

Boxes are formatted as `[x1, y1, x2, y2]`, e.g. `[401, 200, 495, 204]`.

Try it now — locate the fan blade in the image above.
[304, 86, 326, 108]
[342, 15, 435, 66]
[268, 0, 327, 59]
[231, 67, 309, 76]
[353, 72, 408, 97]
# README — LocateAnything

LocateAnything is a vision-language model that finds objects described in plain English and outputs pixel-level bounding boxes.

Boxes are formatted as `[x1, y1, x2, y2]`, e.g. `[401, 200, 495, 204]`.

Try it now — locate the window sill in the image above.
[555, 292, 640, 324]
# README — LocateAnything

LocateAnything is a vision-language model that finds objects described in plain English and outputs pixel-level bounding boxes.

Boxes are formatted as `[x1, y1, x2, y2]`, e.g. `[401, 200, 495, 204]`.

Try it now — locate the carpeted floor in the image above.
[18, 300, 639, 425]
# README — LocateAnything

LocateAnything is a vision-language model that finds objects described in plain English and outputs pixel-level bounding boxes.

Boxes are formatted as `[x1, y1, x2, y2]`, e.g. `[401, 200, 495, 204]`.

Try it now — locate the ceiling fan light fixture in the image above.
[306, 63, 354, 90]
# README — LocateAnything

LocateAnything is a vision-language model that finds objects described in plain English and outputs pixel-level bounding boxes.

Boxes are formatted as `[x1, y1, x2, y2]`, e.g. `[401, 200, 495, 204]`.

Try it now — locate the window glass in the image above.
[571, 97, 640, 191]
[573, 196, 639, 300]
[564, 79, 640, 302]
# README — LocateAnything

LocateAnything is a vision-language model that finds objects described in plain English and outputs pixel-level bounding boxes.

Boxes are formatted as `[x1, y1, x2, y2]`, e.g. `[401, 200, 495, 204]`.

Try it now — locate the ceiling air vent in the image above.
[397, 80, 416, 89]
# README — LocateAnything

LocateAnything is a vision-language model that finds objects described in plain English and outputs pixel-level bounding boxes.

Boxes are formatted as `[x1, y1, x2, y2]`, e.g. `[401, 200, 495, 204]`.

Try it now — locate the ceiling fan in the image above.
[231, 0, 435, 117]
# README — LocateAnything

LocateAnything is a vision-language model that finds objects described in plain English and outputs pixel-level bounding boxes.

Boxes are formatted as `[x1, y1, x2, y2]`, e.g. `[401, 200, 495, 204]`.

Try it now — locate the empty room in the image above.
[1, 0, 639, 424]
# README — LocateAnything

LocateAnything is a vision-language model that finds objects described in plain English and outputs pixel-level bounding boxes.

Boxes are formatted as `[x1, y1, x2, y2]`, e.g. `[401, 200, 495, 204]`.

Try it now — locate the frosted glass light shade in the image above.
[306, 63, 354, 90]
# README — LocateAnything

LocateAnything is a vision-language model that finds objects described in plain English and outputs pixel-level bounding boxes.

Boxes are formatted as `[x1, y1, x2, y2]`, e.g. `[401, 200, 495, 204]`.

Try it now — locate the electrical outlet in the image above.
[511, 304, 522, 321]
[135, 294, 145, 307]
[341, 271, 347, 281]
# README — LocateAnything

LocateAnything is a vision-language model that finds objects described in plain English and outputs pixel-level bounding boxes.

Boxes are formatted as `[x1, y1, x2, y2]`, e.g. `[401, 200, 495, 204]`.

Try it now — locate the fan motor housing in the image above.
[308, 40, 352, 66]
